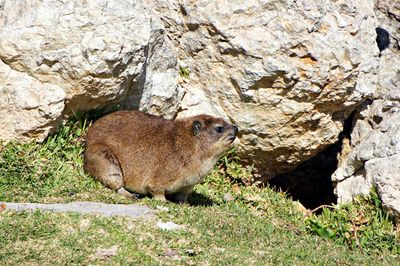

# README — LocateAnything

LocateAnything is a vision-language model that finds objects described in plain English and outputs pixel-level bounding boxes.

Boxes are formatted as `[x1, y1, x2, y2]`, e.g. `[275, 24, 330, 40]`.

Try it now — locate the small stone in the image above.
[157, 221, 183, 231]
[156, 206, 169, 211]
[79, 219, 91, 230]
[214, 247, 225, 253]
[163, 249, 179, 257]
[185, 249, 196, 256]
[223, 193, 234, 202]
[90, 245, 119, 260]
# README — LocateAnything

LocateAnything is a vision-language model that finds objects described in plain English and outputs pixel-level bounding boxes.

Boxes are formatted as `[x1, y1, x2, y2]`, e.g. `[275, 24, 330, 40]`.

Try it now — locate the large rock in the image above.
[0, 0, 182, 142]
[155, 0, 378, 177]
[333, 0, 400, 220]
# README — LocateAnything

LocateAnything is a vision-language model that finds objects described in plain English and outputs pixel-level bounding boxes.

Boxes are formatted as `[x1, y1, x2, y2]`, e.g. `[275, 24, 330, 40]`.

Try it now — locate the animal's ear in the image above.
[192, 120, 202, 136]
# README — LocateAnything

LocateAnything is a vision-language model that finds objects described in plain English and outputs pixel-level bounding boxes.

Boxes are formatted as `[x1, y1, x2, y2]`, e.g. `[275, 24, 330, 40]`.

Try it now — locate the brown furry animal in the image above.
[84, 110, 238, 202]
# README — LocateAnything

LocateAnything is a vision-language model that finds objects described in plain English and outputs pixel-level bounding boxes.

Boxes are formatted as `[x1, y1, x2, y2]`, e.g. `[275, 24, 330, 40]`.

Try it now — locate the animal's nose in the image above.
[233, 125, 239, 135]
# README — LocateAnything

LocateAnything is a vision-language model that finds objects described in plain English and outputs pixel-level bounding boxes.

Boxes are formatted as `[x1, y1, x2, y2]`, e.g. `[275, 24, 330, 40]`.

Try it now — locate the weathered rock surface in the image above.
[333, 100, 400, 220]
[0, 60, 65, 141]
[333, 1, 400, 220]
[0, 0, 381, 180]
[2, 201, 155, 218]
[0, 0, 182, 142]
[155, 0, 379, 177]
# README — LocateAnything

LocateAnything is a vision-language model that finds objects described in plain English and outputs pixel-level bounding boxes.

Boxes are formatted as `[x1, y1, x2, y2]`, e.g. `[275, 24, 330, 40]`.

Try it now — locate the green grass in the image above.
[178, 65, 190, 78]
[0, 119, 130, 204]
[305, 190, 400, 255]
[0, 119, 399, 265]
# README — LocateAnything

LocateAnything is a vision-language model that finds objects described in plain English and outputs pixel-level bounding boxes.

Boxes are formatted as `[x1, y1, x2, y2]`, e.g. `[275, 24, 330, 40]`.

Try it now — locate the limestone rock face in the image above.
[333, 1, 400, 220]
[0, 60, 65, 142]
[333, 100, 400, 220]
[156, 0, 378, 177]
[0, 0, 182, 142]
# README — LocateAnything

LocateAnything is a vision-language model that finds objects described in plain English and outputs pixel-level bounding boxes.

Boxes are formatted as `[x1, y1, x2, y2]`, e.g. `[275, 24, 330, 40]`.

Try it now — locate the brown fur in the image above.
[84, 110, 238, 202]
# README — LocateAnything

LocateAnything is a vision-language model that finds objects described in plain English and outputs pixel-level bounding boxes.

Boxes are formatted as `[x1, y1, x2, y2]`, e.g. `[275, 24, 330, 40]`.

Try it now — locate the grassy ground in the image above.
[0, 120, 399, 265]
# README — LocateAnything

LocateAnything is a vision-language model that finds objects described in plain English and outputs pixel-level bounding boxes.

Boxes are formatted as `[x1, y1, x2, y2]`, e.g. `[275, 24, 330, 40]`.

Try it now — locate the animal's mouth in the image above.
[227, 134, 236, 143]
[226, 126, 238, 144]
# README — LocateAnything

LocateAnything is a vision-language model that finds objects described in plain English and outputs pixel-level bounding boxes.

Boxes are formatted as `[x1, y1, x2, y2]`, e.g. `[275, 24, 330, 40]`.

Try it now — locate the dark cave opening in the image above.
[268, 112, 355, 210]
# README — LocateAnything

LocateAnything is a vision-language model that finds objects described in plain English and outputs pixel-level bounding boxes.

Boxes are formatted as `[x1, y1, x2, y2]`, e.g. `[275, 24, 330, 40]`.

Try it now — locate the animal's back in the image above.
[86, 111, 166, 143]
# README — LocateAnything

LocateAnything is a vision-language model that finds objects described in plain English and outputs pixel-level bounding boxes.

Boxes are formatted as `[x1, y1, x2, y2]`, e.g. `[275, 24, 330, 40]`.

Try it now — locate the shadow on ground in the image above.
[164, 192, 214, 206]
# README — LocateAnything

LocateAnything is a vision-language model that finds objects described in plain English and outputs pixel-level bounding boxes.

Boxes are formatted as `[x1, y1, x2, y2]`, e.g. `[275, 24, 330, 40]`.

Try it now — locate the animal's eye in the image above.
[215, 126, 225, 133]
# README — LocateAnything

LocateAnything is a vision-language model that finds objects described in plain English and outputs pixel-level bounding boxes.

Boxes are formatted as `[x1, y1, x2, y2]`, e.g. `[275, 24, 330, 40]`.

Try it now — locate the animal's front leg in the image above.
[152, 193, 167, 201]
[148, 182, 167, 201]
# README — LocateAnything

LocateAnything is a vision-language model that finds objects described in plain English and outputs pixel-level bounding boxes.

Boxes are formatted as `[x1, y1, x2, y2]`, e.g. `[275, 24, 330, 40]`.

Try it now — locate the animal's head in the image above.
[190, 115, 238, 157]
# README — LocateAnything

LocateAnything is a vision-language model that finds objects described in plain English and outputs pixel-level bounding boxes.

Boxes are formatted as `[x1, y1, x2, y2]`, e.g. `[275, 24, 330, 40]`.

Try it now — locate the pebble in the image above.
[157, 221, 183, 231]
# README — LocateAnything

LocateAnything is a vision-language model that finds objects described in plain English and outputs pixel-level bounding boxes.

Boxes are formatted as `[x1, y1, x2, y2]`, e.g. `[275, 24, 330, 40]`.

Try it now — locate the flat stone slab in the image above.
[1, 201, 155, 218]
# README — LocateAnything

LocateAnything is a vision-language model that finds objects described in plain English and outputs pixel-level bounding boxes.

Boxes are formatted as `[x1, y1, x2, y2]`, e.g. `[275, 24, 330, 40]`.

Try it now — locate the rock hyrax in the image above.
[84, 110, 238, 202]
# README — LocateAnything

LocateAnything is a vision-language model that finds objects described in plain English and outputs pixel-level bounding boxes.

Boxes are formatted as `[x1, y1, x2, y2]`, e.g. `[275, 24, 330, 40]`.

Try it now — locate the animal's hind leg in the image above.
[84, 144, 134, 198]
